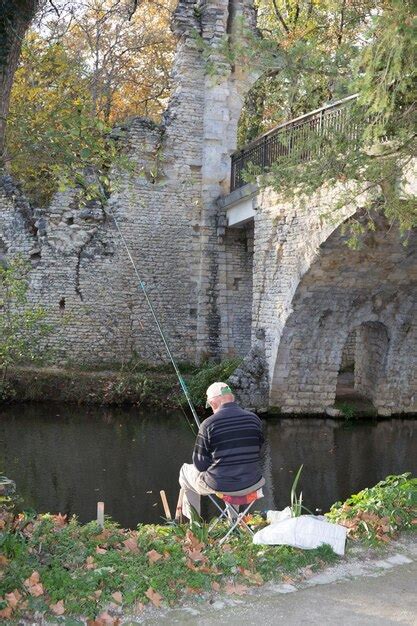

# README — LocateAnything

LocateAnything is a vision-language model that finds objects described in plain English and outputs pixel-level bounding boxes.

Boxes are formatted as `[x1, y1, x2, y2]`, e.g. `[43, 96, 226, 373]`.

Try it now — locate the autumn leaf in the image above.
[112, 591, 123, 605]
[0, 555, 9, 567]
[86, 556, 96, 570]
[94, 590, 102, 599]
[24, 571, 40, 587]
[5, 589, 21, 609]
[50, 600, 65, 615]
[224, 582, 248, 596]
[96, 546, 107, 554]
[87, 611, 119, 625]
[123, 537, 139, 553]
[184, 529, 205, 551]
[145, 587, 163, 607]
[147, 549, 163, 564]
[242, 569, 263, 585]
[186, 549, 206, 563]
[0, 607, 13, 619]
[52, 513, 67, 527]
[211, 581, 220, 592]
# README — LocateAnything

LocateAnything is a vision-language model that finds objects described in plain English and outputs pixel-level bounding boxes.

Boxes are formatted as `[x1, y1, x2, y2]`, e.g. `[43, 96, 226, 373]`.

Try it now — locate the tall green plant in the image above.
[290, 464, 303, 517]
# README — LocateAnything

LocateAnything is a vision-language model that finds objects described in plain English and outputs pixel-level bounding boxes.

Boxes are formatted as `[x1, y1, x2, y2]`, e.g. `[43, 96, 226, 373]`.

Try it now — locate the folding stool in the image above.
[208, 487, 264, 545]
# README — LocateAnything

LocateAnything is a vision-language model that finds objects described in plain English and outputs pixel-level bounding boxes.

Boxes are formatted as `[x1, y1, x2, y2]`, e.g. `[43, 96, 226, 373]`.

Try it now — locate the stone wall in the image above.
[229, 164, 417, 414]
[340, 329, 356, 370]
[354, 322, 389, 402]
[0, 0, 258, 367]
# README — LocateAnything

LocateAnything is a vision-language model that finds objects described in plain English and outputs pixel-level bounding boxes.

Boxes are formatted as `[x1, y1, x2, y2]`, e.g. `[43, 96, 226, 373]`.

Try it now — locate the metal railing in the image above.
[230, 94, 359, 192]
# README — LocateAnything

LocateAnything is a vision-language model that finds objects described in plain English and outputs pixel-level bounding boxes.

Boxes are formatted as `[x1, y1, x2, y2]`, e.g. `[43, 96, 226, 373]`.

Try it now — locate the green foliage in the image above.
[0, 512, 336, 619]
[236, 0, 416, 236]
[7, 33, 131, 207]
[0, 256, 52, 399]
[186, 358, 242, 408]
[337, 402, 356, 420]
[326, 473, 417, 544]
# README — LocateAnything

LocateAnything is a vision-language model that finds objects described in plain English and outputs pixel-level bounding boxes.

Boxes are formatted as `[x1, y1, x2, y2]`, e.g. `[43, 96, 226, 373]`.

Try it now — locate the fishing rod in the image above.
[107, 206, 224, 517]
[107, 205, 201, 428]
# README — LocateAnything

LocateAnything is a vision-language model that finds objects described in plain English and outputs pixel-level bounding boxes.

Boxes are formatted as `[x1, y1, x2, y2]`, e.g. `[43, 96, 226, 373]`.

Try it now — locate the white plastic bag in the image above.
[266, 507, 292, 524]
[253, 514, 347, 556]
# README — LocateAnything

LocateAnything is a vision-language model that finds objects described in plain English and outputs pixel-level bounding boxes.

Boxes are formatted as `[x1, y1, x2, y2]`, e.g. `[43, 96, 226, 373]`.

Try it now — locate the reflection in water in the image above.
[1, 404, 416, 527]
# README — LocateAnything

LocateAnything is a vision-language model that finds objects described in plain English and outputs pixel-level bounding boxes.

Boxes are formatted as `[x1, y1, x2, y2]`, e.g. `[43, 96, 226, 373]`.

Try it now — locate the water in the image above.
[1, 403, 416, 528]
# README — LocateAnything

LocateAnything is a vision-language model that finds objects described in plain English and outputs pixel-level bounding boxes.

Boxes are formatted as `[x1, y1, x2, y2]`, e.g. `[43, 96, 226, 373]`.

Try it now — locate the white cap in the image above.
[205, 382, 233, 407]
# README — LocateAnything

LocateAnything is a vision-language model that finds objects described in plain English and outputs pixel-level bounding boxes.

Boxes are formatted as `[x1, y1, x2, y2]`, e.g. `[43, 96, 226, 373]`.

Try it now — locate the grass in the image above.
[1, 473, 416, 621]
[0, 514, 336, 621]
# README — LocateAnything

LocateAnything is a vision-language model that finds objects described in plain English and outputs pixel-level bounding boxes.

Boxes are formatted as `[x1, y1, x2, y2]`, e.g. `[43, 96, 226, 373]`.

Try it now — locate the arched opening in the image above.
[336, 322, 390, 408]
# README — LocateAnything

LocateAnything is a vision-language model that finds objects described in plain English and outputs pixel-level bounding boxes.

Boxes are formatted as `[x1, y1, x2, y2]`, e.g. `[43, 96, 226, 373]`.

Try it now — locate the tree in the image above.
[7, 33, 123, 206]
[0, 256, 52, 400]
[238, 0, 377, 145]
[0, 0, 41, 166]
[237, 0, 416, 235]
[42, 0, 175, 124]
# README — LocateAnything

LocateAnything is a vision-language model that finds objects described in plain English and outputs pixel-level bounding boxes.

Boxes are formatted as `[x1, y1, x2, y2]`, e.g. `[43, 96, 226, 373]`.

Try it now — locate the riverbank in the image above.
[1, 474, 416, 623]
[6, 365, 417, 419]
[6, 358, 240, 410]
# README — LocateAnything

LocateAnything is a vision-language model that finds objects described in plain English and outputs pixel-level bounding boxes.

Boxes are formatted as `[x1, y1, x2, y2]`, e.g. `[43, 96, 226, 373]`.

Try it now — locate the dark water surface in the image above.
[1, 403, 416, 528]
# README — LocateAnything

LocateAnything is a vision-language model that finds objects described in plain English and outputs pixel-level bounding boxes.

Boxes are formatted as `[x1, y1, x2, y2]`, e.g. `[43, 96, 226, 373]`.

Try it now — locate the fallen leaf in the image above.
[133, 601, 144, 612]
[87, 611, 119, 625]
[147, 549, 163, 563]
[185, 530, 205, 551]
[86, 556, 96, 570]
[94, 590, 102, 599]
[0, 555, 9, 567]
[123, 537, 139, 553]
[211, 581, 220, 592]
[96, 546, 107, 555]
[5, 589, 22, 609]
[28, 583, 44, 597]
[50, 600, 65, 615]
[221, 543, 232, 552]
[145, 587, 163, 607]
[281, 574, 296, 584]
[185, 586, 202, 594]
[242, 570, 263, 585]
[0, 607, 13, 619]
[24, 571, 40, 588]
[52, 513, 67, 527]
[224, 582, 248, 596]
[187, 549, 206, 563]
[112, 591, 123, 605]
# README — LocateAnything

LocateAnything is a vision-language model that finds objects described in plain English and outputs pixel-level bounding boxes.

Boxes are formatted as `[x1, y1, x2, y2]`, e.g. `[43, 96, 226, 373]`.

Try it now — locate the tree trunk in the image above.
[0, 0, 39, 167]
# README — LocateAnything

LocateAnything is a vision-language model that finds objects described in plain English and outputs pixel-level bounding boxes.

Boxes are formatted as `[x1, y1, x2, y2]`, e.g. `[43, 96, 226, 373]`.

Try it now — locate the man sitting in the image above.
[179, 382, 264, 519]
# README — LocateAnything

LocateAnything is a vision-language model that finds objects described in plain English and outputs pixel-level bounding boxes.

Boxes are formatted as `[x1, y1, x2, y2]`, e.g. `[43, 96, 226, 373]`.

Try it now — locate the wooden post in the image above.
[175, 488, 184, 523]
[97, 501, 105, 529]
[159, 490, 172, 520]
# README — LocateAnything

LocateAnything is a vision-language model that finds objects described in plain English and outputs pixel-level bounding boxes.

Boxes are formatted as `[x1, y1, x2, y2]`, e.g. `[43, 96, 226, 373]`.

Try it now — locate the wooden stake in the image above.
[159, 490, 172, 520]
[175, 488, 184, 523]
[97, 501, 105, 528]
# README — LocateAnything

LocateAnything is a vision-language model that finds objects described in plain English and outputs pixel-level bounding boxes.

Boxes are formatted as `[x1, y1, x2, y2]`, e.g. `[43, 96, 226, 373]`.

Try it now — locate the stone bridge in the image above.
[0, 0, 416, 414]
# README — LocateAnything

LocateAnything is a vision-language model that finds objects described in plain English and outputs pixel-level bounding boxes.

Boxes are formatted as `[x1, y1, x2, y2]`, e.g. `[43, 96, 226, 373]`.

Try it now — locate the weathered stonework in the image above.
[229, 172, 417, 415]
[0, 0, 258, 367]
[0, 0, 416, 416]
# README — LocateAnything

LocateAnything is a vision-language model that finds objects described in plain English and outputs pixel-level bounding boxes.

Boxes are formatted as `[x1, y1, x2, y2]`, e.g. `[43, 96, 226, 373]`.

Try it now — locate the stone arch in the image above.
[268, 214, 417, 415]
[352, 321, 390, 403]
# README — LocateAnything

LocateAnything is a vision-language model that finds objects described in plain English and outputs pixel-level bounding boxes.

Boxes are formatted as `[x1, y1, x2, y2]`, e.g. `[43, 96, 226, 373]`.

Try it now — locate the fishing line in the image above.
[106, 205, 224, 516]
[106, 205, 201, 428]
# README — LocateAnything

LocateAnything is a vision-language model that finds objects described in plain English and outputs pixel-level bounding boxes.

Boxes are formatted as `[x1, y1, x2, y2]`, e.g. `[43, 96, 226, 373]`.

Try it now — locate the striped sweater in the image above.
[193, 402, 264, 492]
